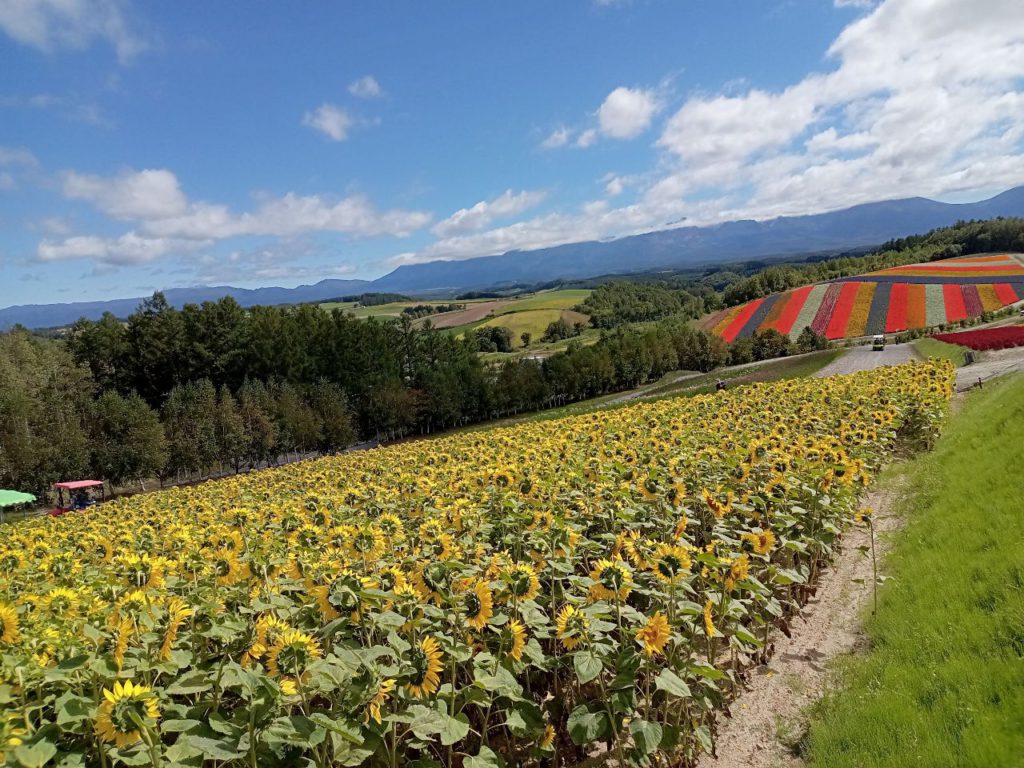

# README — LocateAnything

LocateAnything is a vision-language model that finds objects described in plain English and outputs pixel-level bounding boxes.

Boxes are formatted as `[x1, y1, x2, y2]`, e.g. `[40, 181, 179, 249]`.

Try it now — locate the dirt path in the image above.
[956, 346, 1024, 390]
[697, 481, 905, 768]
[813, 342, 920, 377]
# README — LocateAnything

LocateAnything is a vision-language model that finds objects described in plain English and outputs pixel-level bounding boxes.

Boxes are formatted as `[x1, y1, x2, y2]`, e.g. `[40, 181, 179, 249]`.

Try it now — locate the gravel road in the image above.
[956, 347, 1024, 390]
[814, 343, 921, 377]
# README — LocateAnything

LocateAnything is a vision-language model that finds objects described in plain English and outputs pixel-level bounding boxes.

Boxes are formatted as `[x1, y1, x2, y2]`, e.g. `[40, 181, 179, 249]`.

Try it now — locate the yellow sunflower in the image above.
[94, 679, 160, 748]
[502, 563, 541, 602]
[588, 558, 633, 602]
[159, 597, 192, 662]
[462, 580, 494, 631]
[725, 554, 750, 591]
[650, 543, 692, 583]
[554, 605, 589, 651]
[703, 599, 717, 637]
[741, 529, 776, 556]
[406, 636, 444, 699]
[506, 619, 527, 661]
[635, 611, 671, 657]
[0, 603, 19, 644]
[539, 724, 556, 751]
[267, 629, 323, 692]
[364, 678, 396, 724]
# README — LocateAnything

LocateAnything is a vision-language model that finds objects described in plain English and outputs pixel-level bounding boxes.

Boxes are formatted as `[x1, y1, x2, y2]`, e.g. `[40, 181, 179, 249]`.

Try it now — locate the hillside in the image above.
[5, 186, 1024, 331]
[703, 253, 1024, 342]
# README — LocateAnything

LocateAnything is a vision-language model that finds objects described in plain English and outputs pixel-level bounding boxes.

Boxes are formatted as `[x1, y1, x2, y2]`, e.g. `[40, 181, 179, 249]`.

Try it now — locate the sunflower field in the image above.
[0, 362, 954, 768]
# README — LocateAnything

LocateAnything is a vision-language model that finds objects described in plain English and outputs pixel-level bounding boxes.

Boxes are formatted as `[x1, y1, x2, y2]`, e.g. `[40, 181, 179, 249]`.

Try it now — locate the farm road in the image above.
[956, 346, 1024, 390]
[814, 342, 920, 377]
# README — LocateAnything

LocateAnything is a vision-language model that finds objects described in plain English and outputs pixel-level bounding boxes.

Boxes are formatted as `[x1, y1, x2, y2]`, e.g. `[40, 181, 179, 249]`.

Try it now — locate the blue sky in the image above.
[1, 0, 1023, 308]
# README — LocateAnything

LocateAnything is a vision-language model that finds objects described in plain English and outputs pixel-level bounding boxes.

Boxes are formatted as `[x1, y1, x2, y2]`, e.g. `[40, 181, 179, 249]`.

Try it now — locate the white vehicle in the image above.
[872, 334, 886, 351]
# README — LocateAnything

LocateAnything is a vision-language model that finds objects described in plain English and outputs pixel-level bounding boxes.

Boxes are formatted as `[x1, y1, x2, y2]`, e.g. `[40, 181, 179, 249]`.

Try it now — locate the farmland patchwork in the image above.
[705, 254, 1024, 341]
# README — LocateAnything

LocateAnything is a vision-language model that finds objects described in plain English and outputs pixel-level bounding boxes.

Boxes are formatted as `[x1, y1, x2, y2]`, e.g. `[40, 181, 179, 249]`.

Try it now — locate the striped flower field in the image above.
[703, 254, 1024, 342]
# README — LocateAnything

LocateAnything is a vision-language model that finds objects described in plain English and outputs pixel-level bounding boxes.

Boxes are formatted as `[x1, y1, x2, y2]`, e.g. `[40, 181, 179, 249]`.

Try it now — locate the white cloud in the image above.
[0, 172, 14, 190]
[62, 168, 188, 219]
[348, 75, 383, 99]
[541, 125, 572, 149]
[0, 0, 147, 62]
[432, 189, 547, 237]
[575, 128, 598, 148]
[604, 176, 625, 197]
[0, 146, 38, 167]
[390, 0, 1024, 268]
[302, 103, 353, 141]
[143, 192, 430, 240]
[598, 86, 662, 139]
[36, 232, 204, 265]
[191, 241, 358, 284]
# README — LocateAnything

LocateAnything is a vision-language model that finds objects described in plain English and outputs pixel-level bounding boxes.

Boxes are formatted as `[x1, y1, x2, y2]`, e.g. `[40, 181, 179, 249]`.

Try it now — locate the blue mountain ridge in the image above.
[3, 185, 1023, 330]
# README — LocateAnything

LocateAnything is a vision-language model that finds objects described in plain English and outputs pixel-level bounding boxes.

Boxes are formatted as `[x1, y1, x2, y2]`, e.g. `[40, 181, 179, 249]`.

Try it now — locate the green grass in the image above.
[913, 337, 969, 366]
[489, 289, 591, 314]
[806, 374, 1024, 768]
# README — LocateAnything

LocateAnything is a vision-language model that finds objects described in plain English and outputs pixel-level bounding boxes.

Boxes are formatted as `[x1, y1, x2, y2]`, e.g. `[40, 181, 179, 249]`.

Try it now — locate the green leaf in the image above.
[14, 742, 58, 768]
[690, 663, 728, 681]
[695, 724, 714, 754]
[439, 713, 470, 746]
[464, 746, 505, 768]
[57, 655, 90, 670]
[573, 651, 603, 685]
[629, 718, 663, 755]
[406, 705, 447, 740]
[179, 734, 246, 761]
[265, 715, 326, 748]
[475, 665, 523, 700]
[654, 668, 692, 698]
[55, 692, 92, 726]
[164, 671, 214, 696]
[567, 705, 610, 746]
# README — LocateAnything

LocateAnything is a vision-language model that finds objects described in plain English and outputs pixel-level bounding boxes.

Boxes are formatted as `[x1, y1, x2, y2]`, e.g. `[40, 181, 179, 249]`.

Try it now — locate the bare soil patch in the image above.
[419, 300, 510, 329]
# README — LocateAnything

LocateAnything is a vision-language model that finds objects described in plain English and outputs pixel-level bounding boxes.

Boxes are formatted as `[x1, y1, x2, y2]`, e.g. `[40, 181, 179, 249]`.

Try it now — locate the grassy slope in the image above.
[912, 337, 968, 366]
[807, 374, 1024, 768]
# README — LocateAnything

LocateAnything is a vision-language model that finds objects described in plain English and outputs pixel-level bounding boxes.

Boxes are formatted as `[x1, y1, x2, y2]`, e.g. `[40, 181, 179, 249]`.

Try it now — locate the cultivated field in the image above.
[703, 254, 1024, 342]
[0, 361, 953, 766]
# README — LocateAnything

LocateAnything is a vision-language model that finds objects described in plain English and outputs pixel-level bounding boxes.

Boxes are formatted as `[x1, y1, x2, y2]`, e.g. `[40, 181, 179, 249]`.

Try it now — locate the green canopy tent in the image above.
[0, 490, 37, 523]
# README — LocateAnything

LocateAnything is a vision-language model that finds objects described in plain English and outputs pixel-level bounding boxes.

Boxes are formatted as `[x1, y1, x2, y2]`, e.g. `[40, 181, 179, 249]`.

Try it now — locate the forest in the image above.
[3, 217, 1020, 498]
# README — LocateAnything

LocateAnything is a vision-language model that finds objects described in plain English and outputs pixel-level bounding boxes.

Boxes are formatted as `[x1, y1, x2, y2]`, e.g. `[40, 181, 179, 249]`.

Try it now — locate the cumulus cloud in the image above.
[191, 241, 358, 284]
[432, 189, 547, 237]
[62, 168, 189, 219]
[42, 167, 432, 267]
[36, 232, 204, 265]
[575, 128, 598, 148]
[392, 0, 1024, 267]
[598, 86, 662, 139]
[0, 0, 147, 62]
[541, 125, 572, 149]
[654, 0, 1024, 217]
[0, 146, 39, 167]
[302, 103, 353, 141]
[348, 75, 383, 99]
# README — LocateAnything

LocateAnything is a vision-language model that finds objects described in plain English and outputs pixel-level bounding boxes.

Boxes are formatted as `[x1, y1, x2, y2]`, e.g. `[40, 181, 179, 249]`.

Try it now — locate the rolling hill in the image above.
[702, 253, 1024, 342]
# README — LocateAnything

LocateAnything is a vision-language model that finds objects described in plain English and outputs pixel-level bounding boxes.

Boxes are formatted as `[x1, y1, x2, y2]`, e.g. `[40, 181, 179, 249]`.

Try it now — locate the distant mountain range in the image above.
[4, 186, 1024, 330]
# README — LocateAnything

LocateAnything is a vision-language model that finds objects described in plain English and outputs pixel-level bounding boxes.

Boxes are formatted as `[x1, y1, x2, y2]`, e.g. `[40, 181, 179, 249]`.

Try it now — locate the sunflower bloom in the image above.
[539, 724, 556, 751]
[406, 636, 444, 699]
[651, 543, 692, 583]
[0, 604, 19, 645]
[364, 678, 396, 724]
[94, 680, 160, 748]
[703, 599, 717, 637]
[503, 563, 541, 602]
[159, 597, 192, 662]
[507, 619, 527, 661]
[555, 605, 589, 651]
[588, 558, 633, 602]
[742, 529, 776, 556]
[635, 611, 671, 657]
[267, 629, 322, 691]
[462, 580, 494, 631]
